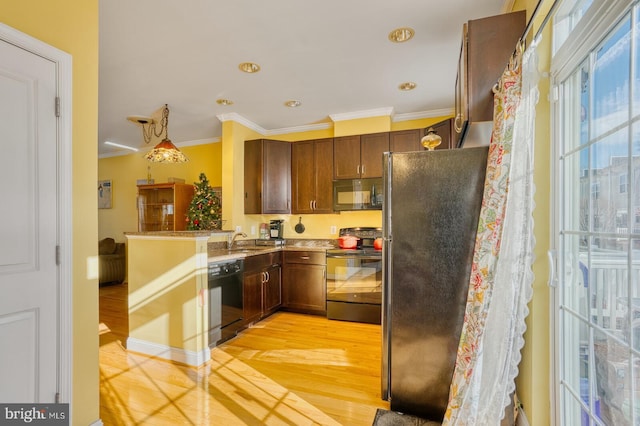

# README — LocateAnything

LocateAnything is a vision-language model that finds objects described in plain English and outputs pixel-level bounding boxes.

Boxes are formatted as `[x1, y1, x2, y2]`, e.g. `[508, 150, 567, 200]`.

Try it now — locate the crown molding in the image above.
[393, 108, 454, 122]
[216, 112, 266, 134]
[329, 107, 395, 122]
[501, 0, 516, 13]
[264, 122, 333, 136]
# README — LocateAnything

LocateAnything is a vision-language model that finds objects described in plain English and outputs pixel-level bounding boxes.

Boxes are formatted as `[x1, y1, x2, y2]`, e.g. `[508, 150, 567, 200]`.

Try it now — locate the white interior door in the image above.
[0, 38, 59, 403]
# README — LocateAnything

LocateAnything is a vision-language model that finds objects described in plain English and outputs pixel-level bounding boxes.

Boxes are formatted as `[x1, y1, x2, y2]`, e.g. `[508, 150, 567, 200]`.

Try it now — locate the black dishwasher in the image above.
[208, 258, 244, 347]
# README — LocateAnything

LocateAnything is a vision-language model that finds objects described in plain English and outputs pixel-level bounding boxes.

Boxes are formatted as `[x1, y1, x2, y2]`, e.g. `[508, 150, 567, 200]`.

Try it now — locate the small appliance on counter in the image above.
[269, 219, 284, 239]
[259, 222, 270, 240]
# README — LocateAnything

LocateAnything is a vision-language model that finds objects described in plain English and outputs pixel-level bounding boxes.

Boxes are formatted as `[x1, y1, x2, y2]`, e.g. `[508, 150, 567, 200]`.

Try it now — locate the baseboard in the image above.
[126, 337, 211, 367]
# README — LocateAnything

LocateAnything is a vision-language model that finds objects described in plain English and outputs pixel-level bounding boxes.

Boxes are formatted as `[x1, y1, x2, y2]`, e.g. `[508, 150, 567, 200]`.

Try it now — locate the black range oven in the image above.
[326, 227, 382, 325]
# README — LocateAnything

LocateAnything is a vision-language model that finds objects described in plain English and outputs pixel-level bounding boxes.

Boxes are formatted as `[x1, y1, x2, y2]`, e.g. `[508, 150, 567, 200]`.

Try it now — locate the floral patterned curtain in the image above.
[444, 39, 539, 425]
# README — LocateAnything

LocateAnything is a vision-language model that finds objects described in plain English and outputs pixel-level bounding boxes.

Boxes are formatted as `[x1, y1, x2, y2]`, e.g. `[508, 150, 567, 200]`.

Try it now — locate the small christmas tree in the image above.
[186, 173, 222, 230]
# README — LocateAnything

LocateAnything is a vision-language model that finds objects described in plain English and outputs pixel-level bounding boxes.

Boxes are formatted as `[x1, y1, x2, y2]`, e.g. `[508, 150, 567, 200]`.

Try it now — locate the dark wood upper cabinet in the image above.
[292, 138, 334, 214]
[333, 135, 361, 179]
[244, 139, 291, 214]
[390, 120, 453, 153]
[427, 118, 454, 150]
[454, 10, 525, 147]
[389, 129, 422, 153]
[334, 132, 389, 179]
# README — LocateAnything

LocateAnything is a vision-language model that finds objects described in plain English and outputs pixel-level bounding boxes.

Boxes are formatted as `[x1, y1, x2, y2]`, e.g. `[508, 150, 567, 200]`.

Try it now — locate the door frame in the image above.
[0, 23, 73, 404]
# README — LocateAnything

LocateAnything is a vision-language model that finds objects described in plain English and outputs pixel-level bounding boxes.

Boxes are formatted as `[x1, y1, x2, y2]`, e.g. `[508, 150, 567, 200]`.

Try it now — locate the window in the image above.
[553, 1, 640, 424]
[553, 0, 594, 54]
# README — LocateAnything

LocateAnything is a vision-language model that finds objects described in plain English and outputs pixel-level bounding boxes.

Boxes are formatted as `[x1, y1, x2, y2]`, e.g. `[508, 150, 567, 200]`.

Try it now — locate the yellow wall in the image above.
[127, 237, 209, 353]
[0, 1, 100, 424]
[98, 142, 222, 241]
[511, 1, 554, 425]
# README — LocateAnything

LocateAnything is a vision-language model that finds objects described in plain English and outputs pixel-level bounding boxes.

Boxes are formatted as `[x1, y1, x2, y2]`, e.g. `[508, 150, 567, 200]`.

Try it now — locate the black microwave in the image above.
[333, 178, 383, 211]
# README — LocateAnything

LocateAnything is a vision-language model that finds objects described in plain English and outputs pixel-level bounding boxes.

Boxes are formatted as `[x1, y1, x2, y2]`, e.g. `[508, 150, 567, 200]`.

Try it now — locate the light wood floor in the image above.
[99, 283, 389, 425]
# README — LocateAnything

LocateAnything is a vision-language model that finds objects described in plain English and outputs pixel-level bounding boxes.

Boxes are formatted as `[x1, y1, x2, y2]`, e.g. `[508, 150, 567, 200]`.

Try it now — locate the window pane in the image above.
[594, 328, 632, 425]
[562, 310, 591, 401]
[634, 7, 640, 119]
[561, 62, 591, 154]
[633, 125, 640, 234]
[592, 17, 631, 139]
[564, 149, 590, 232]
[553, 0, 595, 54]
[562, 234, 590, 316]
[591, 127, 630, 236]
[631, 240, 640, 352]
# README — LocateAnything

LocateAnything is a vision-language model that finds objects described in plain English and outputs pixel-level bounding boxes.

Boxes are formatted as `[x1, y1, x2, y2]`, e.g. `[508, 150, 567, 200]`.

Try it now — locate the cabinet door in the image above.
[137, 183, 194, 231]
[263, 140, 291, 213]
[360, 132, 389, 178]
[467, 12, 524, 123]
[282, 264, 326, 313]
[454, 24, 468, 148]
[291, 140, 315, 214]
[173, 183, 195, 229]
[428, 118, 453, 150]
[263, 266, 282, 314]
[244, 139, 263, 214]
[313, 138, 334, 213]
[333, 135, 361, 179]
[390, 129, 421, 153]
[243, 271, 263, 324]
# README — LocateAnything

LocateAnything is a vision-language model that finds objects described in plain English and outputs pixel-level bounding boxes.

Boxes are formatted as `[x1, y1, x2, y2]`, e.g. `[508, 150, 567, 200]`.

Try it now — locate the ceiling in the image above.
[98, 0, 511, 156]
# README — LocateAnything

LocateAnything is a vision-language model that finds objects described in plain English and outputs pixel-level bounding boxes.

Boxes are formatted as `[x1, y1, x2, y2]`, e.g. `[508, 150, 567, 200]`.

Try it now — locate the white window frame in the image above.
[551, 0, 639, 424]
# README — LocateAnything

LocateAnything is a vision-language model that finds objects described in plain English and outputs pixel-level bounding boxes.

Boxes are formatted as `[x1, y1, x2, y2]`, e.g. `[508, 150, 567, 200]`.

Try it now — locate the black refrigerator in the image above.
[381, 147, 488, 421]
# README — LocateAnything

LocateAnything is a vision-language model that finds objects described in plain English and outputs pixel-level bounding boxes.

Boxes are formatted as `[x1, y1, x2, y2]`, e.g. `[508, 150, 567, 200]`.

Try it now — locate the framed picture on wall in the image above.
[98, 179, 112, 209]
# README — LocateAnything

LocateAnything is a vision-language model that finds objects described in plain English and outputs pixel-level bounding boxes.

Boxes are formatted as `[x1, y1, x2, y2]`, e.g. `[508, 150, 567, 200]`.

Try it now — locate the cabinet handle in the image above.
[300, 256, 310, 260]
[454, 113, 463, 133]
[362, 164, 366, 176]
[266, 271, 270, 282]
[357, 165, 360, 175]
[313, 200, 317, 210]
[310, 200, 313, 210]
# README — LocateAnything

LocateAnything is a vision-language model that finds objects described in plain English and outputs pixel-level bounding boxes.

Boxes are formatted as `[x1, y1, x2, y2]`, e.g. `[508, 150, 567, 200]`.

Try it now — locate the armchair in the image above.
[99, 237, 125, 285]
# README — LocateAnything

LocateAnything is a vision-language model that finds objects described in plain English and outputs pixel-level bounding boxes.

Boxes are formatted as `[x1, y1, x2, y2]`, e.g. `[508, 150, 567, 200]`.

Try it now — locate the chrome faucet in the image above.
[228, 232, 247, 249]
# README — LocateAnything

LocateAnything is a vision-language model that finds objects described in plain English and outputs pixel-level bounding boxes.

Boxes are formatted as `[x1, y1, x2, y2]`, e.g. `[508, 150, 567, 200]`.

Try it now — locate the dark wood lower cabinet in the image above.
[243, 252, 282, 324]
[282, 251, 326, 315]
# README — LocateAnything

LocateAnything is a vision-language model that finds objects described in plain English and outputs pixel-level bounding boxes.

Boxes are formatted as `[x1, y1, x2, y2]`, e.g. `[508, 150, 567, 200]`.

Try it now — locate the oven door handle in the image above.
[326, 254, 382, 260]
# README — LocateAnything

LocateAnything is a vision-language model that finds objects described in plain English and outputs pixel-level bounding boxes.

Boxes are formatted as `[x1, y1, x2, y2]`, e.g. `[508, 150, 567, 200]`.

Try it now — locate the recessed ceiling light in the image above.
[389, 27, 415, 43]
[239, 62, 261, 73]
[216, 99, 233, 106]
[284, 100, 301, 108]
[104, 141, 139, 152]
[398, 82, 417, 91]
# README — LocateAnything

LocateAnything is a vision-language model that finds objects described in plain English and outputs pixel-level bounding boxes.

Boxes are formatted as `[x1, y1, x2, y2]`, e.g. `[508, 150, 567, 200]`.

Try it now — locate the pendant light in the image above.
[129, 104, 188, 163]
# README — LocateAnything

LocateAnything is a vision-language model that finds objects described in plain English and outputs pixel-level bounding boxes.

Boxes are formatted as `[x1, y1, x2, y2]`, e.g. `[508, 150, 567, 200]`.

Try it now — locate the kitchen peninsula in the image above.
[125, 231, 229, 367]
[125, 231, 334, 367]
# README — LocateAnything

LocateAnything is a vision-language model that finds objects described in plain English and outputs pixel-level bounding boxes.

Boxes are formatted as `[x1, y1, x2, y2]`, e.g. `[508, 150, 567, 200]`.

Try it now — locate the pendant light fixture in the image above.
[128, 104, 188, 163]
[421, 127, 442, 151]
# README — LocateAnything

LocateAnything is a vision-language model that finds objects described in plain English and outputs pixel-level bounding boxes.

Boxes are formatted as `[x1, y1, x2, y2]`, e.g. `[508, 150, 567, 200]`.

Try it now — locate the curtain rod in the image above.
[520, 0, 560, 45]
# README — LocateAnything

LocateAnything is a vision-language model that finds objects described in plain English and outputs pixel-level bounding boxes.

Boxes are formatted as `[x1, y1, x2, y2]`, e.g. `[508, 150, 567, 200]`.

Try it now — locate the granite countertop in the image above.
[125, 230, 233, 238]
[207, 239, 336, 263]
